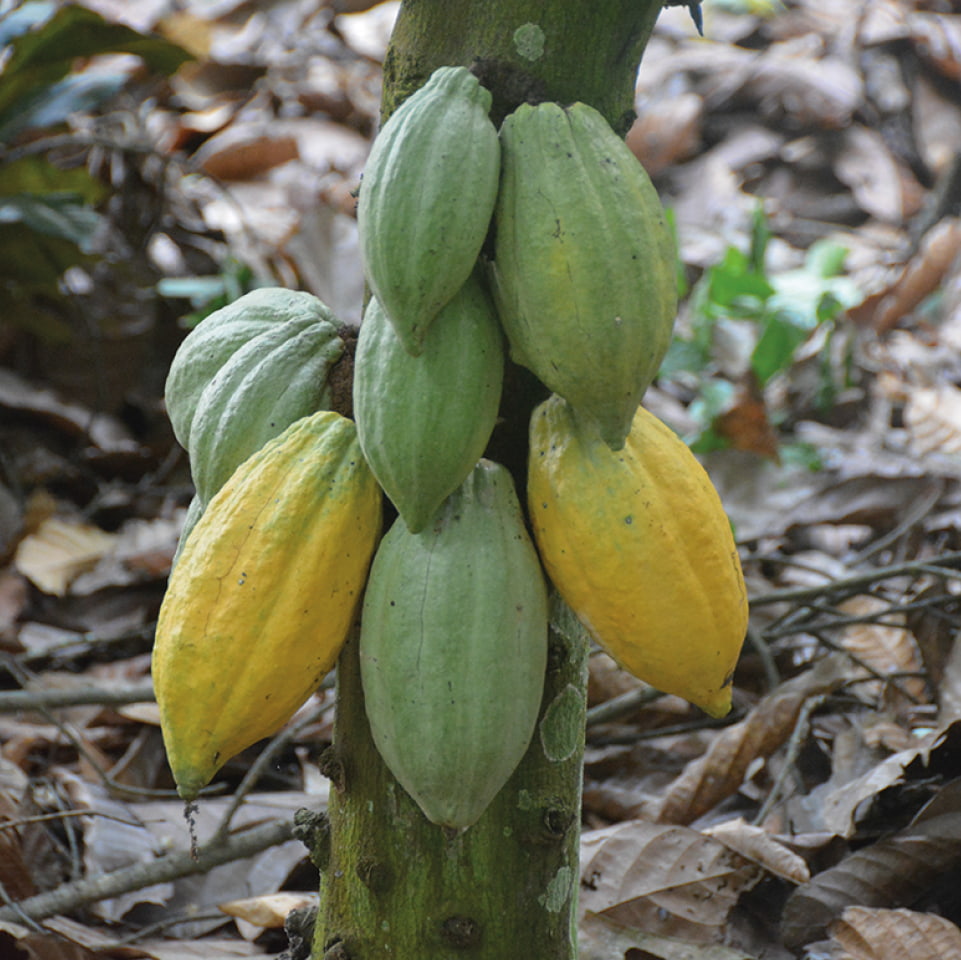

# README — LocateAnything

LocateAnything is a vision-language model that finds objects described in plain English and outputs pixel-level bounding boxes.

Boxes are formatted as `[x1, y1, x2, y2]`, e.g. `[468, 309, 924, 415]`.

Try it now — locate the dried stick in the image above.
[748, 551, 961, 608]
[0, 683, 155, 712]
[0, 817, 294, 925]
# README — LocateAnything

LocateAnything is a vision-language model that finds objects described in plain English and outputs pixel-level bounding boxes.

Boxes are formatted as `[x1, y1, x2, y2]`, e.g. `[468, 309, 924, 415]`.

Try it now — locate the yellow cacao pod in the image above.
[527, 395, 747, 717]
[153, 411, 382, 799]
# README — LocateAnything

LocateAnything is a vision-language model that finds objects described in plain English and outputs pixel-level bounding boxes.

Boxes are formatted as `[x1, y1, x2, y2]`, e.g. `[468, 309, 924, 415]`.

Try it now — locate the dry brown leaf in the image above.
[781, 799, 961, 948]
[859, 0, 910, 46]
[588, 652, 650, 707]
[628, 91, 704, 177]
[940, 636, 961, 721]
[157, 11, 213, 58]
[904, 383, 961, 457]
[740, 42, 863, 129]
[836, 595, 926, 703]
[701, 817, 810, 884]
[195, 127, 300, 180]
[0, 792, 37, 902]
[713, 376, 779, 460]
[875, 218, 961, 332]
[219, 892, 316, 929]
[656, 655, 848, 826]
[579, 911, 756, 960]
[834, 125, 924, 224]
[13, 518, 117, 597]
[580, 819, 762, 943]
[830, 906, 961, 960]
[0, 370, 136, 453]
[909, 12, 961, 81]
[913, 74, 961, 177]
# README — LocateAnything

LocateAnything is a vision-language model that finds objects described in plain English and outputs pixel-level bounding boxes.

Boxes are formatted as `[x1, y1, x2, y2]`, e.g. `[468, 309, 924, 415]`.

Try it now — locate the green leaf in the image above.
[703, 246, 775, 311]
[0, 69, 128, 140]
[685, 377, 736, 452]
[748, 202, 770, 273]
[0, 193, 103, 248]
[751, 312, 809, 385]
[659, 335, 711, 377]
[0, 155, 106, 204]
[0, 220, 88, 286]
[0, 3, 191, 126]
[804, 238, 849, 278]
[779, 441, 823, 471]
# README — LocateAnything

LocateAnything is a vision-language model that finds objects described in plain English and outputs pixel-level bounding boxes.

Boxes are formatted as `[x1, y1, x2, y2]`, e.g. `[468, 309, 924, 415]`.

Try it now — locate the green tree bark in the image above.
[310, 3, 665, 957]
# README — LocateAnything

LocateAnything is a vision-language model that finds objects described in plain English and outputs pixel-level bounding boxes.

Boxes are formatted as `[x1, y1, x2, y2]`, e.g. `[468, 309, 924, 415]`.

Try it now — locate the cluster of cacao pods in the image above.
[152, 65, 749, 830]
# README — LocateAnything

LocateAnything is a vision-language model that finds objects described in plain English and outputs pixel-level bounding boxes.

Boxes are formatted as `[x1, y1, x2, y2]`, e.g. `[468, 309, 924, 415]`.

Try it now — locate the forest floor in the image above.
[2, 1, 961, 958]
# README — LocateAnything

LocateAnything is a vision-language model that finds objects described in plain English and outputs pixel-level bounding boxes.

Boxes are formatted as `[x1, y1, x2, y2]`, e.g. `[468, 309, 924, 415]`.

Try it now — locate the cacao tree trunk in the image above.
[310, 3, 665, 957]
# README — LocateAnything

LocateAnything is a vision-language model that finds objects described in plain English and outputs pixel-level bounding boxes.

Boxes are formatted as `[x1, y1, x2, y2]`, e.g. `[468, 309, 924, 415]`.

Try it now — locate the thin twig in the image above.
[0, 682, 155, 712]
[211, 701, 332, 843]
[0, 818, 294, 924]
[0, 809, 144, 833]
[748, 551, 961, 608]
[746, 625, 781, 692]
[585, 685, 664, 727]
[752, 693, 827, 827]
[0, 655, 178, 801]
[807, 631, 922, 705]
[587, 713, 737, 746]
[846, 481, 943, 565]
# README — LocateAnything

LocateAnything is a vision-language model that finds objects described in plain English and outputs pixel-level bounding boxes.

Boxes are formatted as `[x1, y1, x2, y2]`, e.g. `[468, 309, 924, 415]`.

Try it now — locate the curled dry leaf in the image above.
[627, 91, 704, 177]
[909, 12, 961, 81]
[580, 819, 762, 943]
[913, 74, 961, 176]
[701, 817, 810, 884]
[904, 382, 961, 458]
[834, 125, 924, 224]
[830, 906, 961, 960]
[219, 892, 317, 930]
[875, 217, 961, 333]
[781, 808, 961, 948]
[13, 518, 117, 598]
[836, 595, 926, 703]
[656, 655, 848, 826]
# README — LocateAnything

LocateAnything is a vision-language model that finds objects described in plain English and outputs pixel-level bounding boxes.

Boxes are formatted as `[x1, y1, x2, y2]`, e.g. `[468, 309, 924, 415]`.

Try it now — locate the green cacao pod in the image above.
[164, 288, 345, 505]
[490, 101, 678, 449]
[357, 65, 500, 355]
[153, 410, 382, 800]
[165, 288, 340, 450]
[353, 273, 504, 533]
[527, 395, 747, 718]
[360, 459, 548, 829]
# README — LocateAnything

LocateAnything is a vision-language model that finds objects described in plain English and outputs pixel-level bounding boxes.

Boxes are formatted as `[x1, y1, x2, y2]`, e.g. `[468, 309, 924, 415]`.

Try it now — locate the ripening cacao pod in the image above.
[490, 101, 677, 449]
[357, 66, 500, 355]
[153, 411, 382, 800]
[527, 395, 747, 718]
[164, 288, 345, 505]
[353, 273, 504, 533]
[360, 460, 548, 829]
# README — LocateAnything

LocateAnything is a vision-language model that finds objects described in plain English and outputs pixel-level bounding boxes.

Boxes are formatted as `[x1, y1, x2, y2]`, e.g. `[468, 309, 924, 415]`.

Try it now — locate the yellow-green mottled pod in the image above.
[357, 66, 500, 355]
[527, 395, 747, 718]
[359, 460, 548, 829]
[491, 101, 678, 449]
[152, 411, 382, 800]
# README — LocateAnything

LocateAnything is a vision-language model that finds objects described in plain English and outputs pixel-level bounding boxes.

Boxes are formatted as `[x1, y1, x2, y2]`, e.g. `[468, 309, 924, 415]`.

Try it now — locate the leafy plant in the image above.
[661, 206, 861, 455]
[0, 1, 190, 339]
